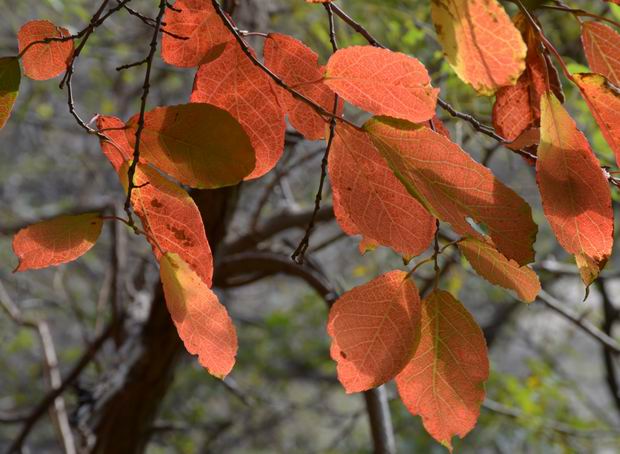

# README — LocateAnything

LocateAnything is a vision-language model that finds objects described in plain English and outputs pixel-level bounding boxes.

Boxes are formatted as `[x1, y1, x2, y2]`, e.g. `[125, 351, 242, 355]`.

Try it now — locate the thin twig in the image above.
[291, 3, 340, 264]
[123, 0, 168, 228]
[537, 290, 620, 355]
[0, 282, 76, 454]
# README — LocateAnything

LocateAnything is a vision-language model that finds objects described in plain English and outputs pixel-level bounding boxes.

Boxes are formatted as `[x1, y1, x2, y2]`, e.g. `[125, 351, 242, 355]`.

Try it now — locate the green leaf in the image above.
[0, 57, 20, 130]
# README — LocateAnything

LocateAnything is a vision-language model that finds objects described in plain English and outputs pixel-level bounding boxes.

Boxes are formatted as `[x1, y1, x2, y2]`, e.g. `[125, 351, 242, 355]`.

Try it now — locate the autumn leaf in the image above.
[365, 117, 537, 266]
[431, 0, 527, 95]
[120, 162, 214, 287]
[96, 115, 131, 171]
[324, 46, 438, 123]
[160, 253, 237, 378]
[263, 33, 342, 140]
[537, 93, 613, 286]
[13, 213, 103, 272]
[191, 43, 285, 179]
[125, 103, 255, 188]
[574, 73, 620, 169]
[0, 57, 20, 130]
[396, 290, 489, 451]
[327, 270, 421, 393]
[493, 14, 563, 142]
[329, 123, 435, 258]
[458, 237, 540, 303]
[17, 20, 74, 80]
[161, 0, 233, 68]
[581, 21, 620, 86]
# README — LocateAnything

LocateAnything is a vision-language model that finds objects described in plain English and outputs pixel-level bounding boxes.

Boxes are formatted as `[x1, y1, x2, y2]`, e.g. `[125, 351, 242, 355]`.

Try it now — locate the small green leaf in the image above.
[0, 57, 20, 130]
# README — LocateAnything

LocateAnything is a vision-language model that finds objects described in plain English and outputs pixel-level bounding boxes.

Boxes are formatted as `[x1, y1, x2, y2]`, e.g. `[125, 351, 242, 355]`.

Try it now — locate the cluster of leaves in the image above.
[1, 0, 620, 450]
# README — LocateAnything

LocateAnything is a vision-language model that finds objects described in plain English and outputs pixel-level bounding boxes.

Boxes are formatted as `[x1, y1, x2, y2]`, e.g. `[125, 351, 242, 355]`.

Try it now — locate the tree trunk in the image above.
[85, 1, 276, 452]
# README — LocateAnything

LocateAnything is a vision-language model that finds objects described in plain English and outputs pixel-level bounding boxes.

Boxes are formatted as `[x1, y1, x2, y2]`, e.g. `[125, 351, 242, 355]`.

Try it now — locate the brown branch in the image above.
[537, 290, 620, 355]
[224, 205, 335, 255]
[595, 279, 620, 416]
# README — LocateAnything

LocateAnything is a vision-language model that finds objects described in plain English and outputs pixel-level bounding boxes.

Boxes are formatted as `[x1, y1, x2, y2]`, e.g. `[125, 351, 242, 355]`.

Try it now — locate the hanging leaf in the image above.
[97, 115, 131, 171]
[329, 123, 435, 258]
[121, 162, 214, 287]
[324, 46, 438, 123]
[191, 43, 285, 179]
[161, 0, 232, 67]
[537, 93, 613, 287]
[582, 21, 620, 86]
[17, 20, 74, 80]
[574, 73, 620, 169]
[125, 103, 255, 189]
[431, 0, 527, 95]
[396, 290, 489, 451]
[263, 33, 342, 140]
[327, 270, 421, 393]
[13, 213, 103, 272]
[365, 117, 537, 266]
[0, 57, 20, 130]
[458, 237, 540, 303]
[493, 14, 563, 142]
[160, 253, 237, 378]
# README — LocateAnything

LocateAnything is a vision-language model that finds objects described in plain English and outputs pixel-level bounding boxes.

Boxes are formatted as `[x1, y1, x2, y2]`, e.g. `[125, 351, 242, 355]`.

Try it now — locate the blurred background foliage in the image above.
[1, 0, 620, 452]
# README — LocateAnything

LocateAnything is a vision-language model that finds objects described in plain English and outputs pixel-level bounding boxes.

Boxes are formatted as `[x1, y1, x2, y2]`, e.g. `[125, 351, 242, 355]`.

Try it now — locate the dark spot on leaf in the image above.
[150, 199, 163, 208]
[340, 351, 347, 359]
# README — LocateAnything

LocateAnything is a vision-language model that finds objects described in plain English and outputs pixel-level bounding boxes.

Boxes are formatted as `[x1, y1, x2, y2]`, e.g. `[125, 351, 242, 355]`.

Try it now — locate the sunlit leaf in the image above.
[17, 20, 74, 80]
[13, 213, 103, 271]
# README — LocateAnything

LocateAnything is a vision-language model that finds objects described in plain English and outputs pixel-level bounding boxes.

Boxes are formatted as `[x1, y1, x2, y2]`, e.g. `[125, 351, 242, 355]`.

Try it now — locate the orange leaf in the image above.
[161, 0, 232, 68]
[324, 46, 438, 123]
[97, 115, 131, 172]
[458, 237, 540, 303]
[17, 20, 74, 80]
[582, 21, 620, 86]
[13, 213, 103, 272]
[0, 57, 20, 130]
[537, 93, 613, 286]
[365, 117, 537, 266]
[327, 270, 421, 393]
[191, 43, 285, 179]
[160, 253, 237, 378]
[431, 0, 526, 95]
[125, 103, 255, 188]
[329, 123, 435, 258]
[493, 14, 565, 143]
[396, 290, 489, 451]
[121, 163, 214, 287]
[574, 73, 620, 169]
[263, 33, 342, 140]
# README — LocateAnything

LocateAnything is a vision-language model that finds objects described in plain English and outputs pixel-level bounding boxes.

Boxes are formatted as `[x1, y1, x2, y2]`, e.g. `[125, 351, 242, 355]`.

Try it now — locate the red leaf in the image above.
[431, 0, 527, 95]
[161, 0, 232, 68]
[327, 270, 421, 393]
[125, 103, 255, 188]
[365, 117, 537, 266]
[263, 33, 341, 140]
[537, 93, 613, 286]
[574, 73, 620, 169]
[17, 20, 74, 80]
[458, 237, 540, 303]
[160, 253, 237, 378]
[97, 115, 131, 172]
[329, 123, 435, 258]
[122, 163, 214, 287]
[13, 213, 103, 272]
[191, 43, 285, 179]
[0, 57, 20, 130]
[396, 290, 489, 451]
[582, 21, 620, 86]
[324, 46, 438, 123]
